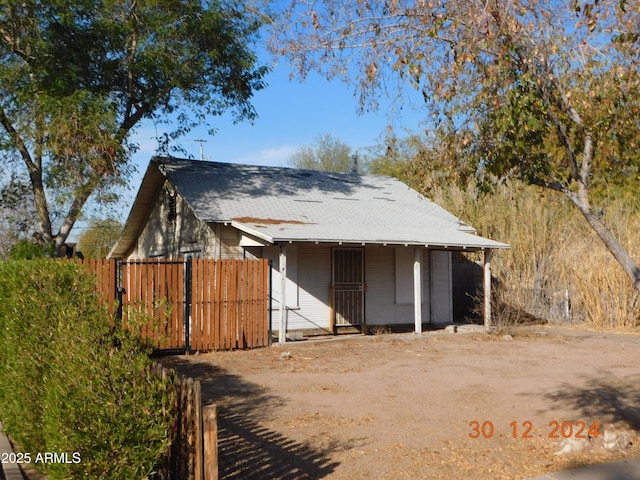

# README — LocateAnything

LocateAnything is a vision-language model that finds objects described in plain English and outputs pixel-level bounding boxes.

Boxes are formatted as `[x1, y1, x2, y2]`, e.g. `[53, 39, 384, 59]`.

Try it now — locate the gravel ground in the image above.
[162, 326, 640, 480]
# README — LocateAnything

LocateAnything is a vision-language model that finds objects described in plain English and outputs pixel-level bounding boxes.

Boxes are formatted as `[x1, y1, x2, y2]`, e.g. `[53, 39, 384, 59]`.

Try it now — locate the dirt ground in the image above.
[161, 326, 640, 480]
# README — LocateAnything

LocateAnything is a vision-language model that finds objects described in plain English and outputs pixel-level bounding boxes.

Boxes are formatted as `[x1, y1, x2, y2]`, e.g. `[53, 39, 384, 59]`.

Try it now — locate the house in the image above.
[109, 156, 510, 341]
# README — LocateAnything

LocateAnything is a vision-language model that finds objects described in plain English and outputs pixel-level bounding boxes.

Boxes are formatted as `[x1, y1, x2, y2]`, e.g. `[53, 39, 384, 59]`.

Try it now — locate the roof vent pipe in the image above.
[350, 154, 359, 174]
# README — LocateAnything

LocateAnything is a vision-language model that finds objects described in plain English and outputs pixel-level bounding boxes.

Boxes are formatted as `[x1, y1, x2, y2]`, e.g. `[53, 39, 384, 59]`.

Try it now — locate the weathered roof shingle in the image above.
[161, 157, 508, 248]
[110, 156, 510, 257]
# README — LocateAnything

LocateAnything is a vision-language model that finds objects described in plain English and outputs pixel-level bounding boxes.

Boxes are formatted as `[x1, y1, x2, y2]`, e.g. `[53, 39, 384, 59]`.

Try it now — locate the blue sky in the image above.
[70, 53, 427, 241]
[132, 60, 426, 168]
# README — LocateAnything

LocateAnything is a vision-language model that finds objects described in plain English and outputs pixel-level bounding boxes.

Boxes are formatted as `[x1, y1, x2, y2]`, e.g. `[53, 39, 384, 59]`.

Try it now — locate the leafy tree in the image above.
[270, 0, 640, 292]
[8, 239, 54, 260]
[367, 133, 476, 194]
[0, 0, 269, 257]
[289, 133, 360, 172]
[76, 218, 123, 259]
[0, 173, 35, 257]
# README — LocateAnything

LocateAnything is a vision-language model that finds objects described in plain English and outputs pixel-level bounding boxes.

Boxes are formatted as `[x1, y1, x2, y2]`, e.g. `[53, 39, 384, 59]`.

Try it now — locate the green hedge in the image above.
[0, 260, 172, 479]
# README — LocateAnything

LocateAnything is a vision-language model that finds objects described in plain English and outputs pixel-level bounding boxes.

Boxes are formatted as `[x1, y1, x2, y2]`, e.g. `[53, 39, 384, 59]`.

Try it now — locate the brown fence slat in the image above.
[203, 404, 218, 480]
[235, 260, 243, 349]
[74, 259, 115, 315]
[127, 261, 135, 327]
[157, 261, 165, 348]
[259, 259, 268, 347]
[240, 260, 248, 349]
[228, 260, 237, 350]
[145, 261, 153, 340]
[197, 258, 205, 351]
[242, 260, 250, 349]
[170, 262, 177, 348]
[191, 259, 200, 351]
[177, 260, 185, 349]
[204, 259, 212, 350]
[215, 260, 224, 350]
[150, 362, 214, 480]
[202, 258, 209, 351]
[192, 259, 200, 351]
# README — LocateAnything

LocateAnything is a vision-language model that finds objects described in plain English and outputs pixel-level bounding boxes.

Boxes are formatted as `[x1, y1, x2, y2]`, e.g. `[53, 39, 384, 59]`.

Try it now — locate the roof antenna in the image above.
[194, 139, 209, 161]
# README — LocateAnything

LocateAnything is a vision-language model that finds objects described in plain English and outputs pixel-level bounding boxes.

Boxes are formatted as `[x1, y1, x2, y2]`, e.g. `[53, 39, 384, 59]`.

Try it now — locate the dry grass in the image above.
[431, 181, 640, 329]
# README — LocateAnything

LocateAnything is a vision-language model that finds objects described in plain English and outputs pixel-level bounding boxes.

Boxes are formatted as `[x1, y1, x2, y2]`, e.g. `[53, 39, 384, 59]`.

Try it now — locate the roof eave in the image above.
[107, 160, 166, 259]
[267, 237, 511, 250]
[222, 220, 275, 245]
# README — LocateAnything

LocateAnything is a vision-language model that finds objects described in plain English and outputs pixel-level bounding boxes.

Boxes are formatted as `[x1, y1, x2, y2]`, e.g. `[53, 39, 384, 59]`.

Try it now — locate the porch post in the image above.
[279, 246, 287, 344]
[483, 249, 491, 332]
[414, 248, 422, 334]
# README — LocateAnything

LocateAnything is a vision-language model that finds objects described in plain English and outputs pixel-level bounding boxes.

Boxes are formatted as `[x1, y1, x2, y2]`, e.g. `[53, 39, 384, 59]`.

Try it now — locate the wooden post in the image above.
[328, 283, 335, 334]
[414, 248, 422, 334]
[483, 249, 491, 331]
[202, 404, 218, 480]
[194, 380, 202, 480]
[564, 288, 571, 324]
[279, 246, 287, 344]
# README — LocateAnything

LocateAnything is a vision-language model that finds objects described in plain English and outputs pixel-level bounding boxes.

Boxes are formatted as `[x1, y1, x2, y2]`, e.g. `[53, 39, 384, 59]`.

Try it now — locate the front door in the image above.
[333, 248, 364, 326]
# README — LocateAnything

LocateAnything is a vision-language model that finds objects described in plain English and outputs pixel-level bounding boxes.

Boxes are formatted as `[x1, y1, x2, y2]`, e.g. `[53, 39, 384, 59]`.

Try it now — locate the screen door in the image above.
[333, 248, 364, 326]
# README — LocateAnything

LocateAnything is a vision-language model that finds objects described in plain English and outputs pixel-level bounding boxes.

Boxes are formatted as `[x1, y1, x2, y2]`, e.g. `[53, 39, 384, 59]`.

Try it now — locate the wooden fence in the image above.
[191, 258, 270, 351]
[79, 258, 119, 315]
[151, 362, 218, 480]
[121, 259, 188, 350]
[78, 258, 270, 352]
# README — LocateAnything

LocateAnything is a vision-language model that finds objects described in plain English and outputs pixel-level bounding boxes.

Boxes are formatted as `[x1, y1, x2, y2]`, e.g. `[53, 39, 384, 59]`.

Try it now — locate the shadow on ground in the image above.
[161, 357, 341, 479]
[541, 371, 640, 430]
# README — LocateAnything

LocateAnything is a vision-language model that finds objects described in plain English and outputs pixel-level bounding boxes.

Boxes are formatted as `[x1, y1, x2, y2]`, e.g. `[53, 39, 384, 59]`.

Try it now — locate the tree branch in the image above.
[529, 176, 566, 193]
[0, 107, 35, 171]
[56, 180, 99, 250]
[0, 107, 54, 244]
[119, 84, 175, 135]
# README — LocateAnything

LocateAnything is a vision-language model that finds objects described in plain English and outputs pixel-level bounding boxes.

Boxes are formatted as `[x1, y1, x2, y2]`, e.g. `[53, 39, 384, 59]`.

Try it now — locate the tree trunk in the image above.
[27, 166, 54, 247]
[564, 190, 640, 293]
[53, 188, 95, 257]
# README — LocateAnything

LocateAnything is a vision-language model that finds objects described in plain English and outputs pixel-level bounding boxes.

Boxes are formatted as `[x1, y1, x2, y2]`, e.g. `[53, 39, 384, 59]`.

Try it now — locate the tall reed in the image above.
[430, 181, 640, 328]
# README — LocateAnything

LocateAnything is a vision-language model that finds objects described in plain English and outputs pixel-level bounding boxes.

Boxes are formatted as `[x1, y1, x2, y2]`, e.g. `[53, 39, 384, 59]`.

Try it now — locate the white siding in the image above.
[365, 246, 430, 325]
[264, 245, 298, 308]
[269, 244, 451, 331]
[394, 248, 430, 309]
[270, 244, 332, 332]
[430, 250, 452, 323]
[395, 247, 415, 304]
[423, 250, 431, 322]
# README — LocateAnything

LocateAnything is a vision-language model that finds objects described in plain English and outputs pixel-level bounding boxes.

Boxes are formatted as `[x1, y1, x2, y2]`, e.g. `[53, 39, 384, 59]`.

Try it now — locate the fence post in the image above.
[202, 404, 218, 480]
[564, 288, 571, 324]
[184, 257, 193, 353]
[112, 260, 124, 327]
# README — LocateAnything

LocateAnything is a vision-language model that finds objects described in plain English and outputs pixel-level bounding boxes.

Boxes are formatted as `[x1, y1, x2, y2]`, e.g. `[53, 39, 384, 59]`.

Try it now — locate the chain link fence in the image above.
[501, 287, 575, 325]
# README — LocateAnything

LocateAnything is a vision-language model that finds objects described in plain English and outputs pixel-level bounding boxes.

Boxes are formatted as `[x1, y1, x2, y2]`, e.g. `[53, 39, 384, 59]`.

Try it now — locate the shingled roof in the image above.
[109, 156, 510, 257]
